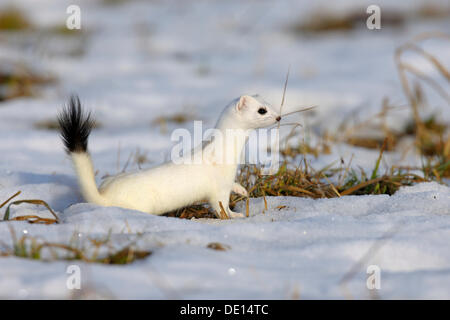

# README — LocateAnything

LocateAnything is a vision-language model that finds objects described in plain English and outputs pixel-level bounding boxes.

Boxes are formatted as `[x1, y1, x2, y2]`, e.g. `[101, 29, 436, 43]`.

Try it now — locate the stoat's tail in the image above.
[58, 95, 106, 206]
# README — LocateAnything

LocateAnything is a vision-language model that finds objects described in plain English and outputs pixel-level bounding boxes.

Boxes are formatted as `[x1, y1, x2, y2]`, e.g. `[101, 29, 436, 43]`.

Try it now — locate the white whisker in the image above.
[269, 122, 302, 129]
[281, 106, 317, 117]
[278, 67, 290, 131]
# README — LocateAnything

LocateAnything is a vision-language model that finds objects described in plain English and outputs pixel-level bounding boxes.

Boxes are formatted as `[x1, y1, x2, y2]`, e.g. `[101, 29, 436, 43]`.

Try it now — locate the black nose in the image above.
[276, 116, 281, 122]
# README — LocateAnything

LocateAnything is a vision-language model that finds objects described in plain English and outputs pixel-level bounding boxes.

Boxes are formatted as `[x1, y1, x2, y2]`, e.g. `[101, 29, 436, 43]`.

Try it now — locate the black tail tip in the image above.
[58, 94, 94, 153]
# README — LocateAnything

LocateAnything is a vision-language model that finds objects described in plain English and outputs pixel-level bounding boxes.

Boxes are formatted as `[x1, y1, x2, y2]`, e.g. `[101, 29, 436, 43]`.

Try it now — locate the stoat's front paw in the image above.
[229, 211, 245, 219]
[232, 183, 248, 197]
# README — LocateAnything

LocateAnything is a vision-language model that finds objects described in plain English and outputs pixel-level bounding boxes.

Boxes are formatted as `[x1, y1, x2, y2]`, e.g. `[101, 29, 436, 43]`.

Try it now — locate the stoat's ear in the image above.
[236, 95, 249, 112]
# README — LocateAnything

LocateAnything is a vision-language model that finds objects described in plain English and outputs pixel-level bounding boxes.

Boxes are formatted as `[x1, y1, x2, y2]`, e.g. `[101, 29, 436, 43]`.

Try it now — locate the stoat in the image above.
[58, 95, 281, 218]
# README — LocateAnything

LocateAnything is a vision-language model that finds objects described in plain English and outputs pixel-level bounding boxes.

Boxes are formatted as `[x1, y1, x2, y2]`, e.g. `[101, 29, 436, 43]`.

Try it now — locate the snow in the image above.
[0, 0, 449, 299]
[1, 183, 450, 299]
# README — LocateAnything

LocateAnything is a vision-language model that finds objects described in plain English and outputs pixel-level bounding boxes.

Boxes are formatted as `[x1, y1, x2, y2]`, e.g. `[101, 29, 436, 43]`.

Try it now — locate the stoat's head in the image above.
[234, 95, 281, 129]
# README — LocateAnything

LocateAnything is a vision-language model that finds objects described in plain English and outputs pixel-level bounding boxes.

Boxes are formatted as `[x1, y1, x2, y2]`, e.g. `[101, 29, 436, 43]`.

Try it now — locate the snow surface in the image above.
[0, 0, 449, 299]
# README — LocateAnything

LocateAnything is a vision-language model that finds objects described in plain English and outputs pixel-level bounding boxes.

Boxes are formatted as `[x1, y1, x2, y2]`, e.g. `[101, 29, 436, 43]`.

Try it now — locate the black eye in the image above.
[258, 108, 267, 115]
